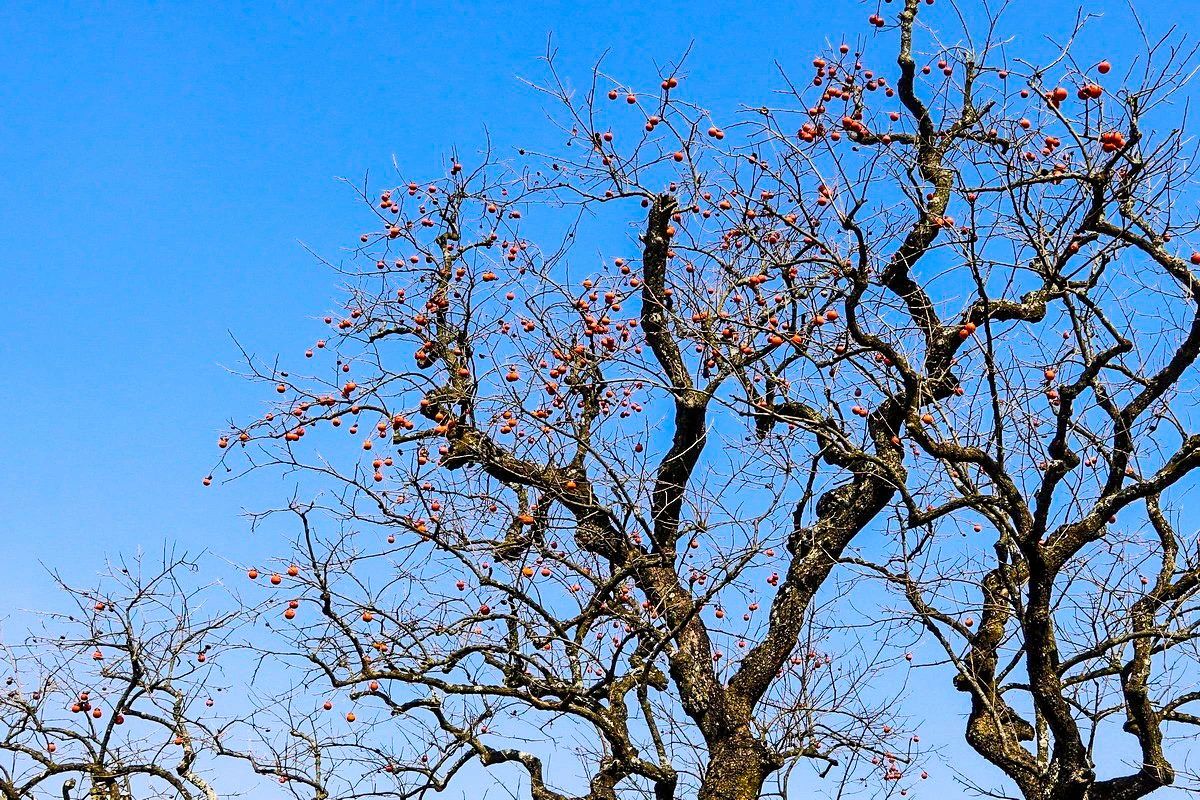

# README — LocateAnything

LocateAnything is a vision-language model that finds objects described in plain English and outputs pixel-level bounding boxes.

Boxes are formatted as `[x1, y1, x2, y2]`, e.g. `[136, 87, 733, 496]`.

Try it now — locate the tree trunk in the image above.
[88, 777, 126, 800]
[698, 735, 774, 800]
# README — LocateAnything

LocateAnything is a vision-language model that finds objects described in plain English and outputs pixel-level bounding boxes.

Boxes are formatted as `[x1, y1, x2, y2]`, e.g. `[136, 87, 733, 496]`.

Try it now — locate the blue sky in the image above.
[0, 1, 1187, 797]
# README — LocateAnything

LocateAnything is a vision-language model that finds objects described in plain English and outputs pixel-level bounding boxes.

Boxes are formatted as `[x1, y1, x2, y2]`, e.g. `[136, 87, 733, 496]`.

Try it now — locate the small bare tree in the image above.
[0, 554, 238, 800]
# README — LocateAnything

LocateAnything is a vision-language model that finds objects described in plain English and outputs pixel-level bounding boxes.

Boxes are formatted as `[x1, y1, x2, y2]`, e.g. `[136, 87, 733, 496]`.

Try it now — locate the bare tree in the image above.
[200, 2, 1200, 800]
[0, 554, 238, 800]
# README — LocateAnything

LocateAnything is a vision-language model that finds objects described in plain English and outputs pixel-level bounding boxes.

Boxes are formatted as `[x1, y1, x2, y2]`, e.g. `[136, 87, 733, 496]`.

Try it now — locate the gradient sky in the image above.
[1, 1, 1189, 797]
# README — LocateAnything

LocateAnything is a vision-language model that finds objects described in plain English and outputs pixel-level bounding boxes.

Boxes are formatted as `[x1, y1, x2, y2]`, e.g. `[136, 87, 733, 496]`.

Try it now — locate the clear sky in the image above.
[0, 1, 1188, 797]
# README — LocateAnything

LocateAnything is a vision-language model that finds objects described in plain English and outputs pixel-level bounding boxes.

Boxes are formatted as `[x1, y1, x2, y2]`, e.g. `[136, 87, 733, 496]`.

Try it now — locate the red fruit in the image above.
[1098, 60, 1111, 74]
[247, 568, 259, 580]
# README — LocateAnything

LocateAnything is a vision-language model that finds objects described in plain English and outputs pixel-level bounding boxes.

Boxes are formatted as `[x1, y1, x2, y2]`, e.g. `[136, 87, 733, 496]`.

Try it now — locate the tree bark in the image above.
[698, 734, 775, 800]
[87, 778, 126, 800]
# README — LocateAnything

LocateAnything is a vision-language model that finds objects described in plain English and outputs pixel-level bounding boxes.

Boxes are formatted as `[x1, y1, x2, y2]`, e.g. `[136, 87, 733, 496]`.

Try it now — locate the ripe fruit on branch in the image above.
[1099, 130, 1126, 152]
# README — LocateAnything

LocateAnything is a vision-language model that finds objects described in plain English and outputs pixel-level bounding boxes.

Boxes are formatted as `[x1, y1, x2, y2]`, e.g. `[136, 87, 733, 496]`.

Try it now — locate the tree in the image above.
[0, 555, 237, 800]
[201, 1, 1199, 799]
